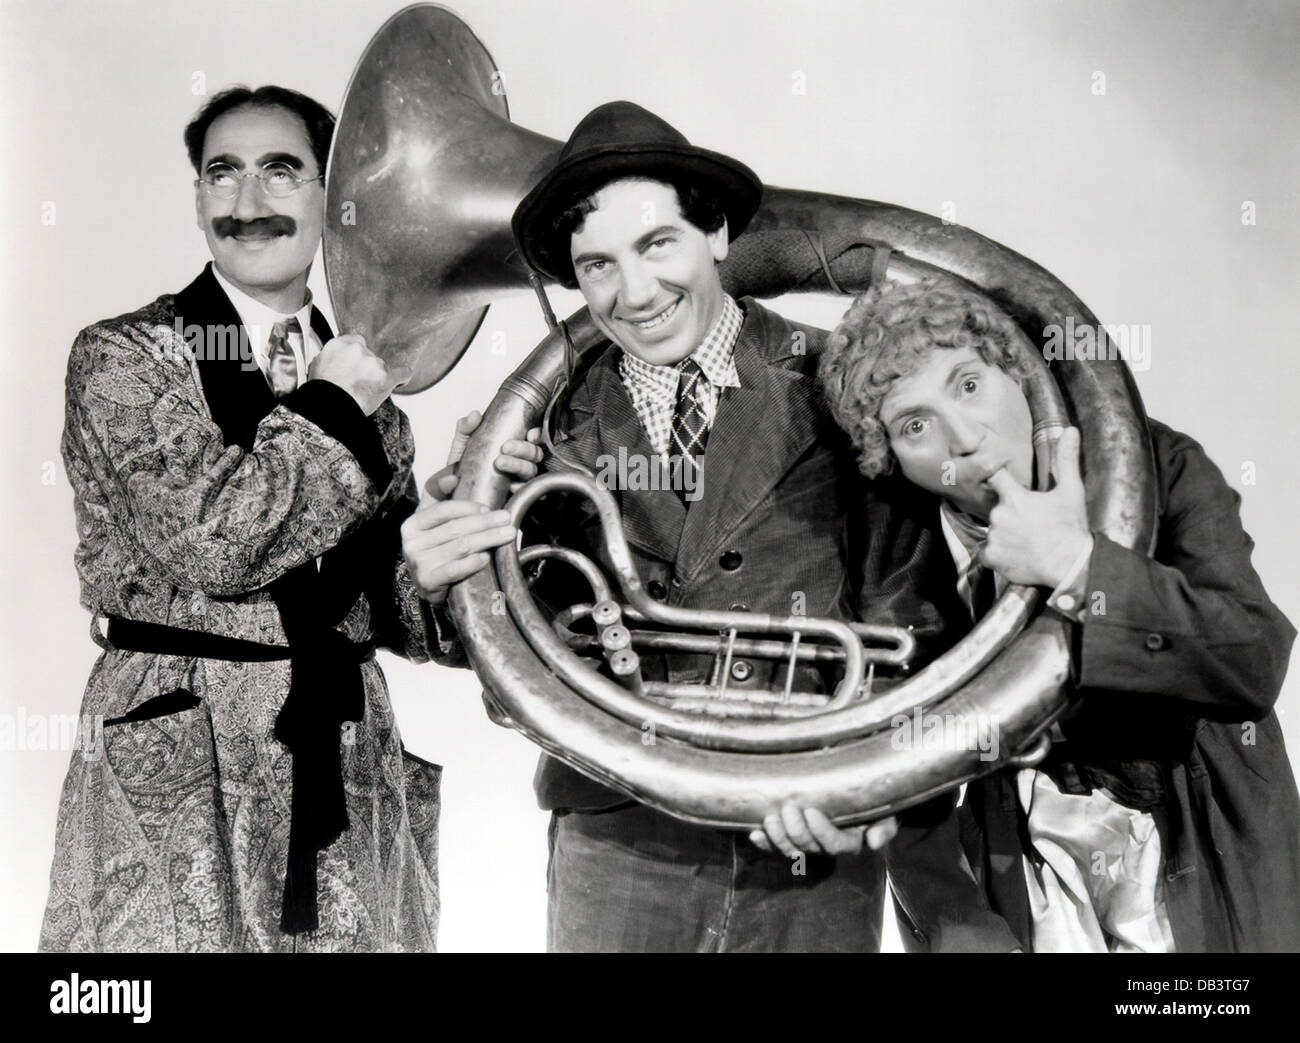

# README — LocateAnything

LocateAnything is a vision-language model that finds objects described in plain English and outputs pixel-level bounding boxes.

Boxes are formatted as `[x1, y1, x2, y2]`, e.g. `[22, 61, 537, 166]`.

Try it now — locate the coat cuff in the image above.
[1075, 534, 1174, 692]
[1044, 535, 1093, 622]
[282, 381, 393, 494]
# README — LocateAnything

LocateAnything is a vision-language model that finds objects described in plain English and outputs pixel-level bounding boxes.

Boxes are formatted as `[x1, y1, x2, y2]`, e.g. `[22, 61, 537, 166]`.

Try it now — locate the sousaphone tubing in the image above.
[326, 3, 1157, 828]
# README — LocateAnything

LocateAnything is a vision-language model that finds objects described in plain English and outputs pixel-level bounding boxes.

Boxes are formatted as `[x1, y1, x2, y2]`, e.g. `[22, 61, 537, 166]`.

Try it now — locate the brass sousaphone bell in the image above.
[326, 4, 1157, 829]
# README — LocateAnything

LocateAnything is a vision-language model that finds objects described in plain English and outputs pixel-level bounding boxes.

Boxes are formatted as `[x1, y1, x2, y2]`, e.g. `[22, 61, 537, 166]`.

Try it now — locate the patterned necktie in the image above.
[266, 317, 302, 397]
[670, 358, 710, 501]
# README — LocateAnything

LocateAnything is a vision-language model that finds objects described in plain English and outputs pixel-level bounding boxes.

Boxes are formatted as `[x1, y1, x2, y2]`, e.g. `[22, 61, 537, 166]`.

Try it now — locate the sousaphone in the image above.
[326, 4, 1156, 828]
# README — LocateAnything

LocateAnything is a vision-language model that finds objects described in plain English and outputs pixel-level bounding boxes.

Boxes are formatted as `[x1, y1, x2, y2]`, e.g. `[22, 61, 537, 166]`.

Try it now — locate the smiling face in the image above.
[878, 346, 1034, 518]
[194, 104, 324, 313]
[569, 179, 729, 366]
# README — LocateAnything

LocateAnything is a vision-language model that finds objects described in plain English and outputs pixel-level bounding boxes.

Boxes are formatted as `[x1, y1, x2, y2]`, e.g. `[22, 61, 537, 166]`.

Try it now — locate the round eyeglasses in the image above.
[195, 163, 323, 199]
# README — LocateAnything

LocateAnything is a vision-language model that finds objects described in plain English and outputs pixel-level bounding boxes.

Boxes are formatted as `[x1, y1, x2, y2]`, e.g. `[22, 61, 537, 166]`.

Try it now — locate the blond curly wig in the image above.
[820, 279, 1032, 478]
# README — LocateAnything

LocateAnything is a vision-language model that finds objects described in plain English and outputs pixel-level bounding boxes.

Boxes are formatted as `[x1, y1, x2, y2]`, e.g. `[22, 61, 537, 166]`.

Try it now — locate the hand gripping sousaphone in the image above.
[326, 4, 1157, 829]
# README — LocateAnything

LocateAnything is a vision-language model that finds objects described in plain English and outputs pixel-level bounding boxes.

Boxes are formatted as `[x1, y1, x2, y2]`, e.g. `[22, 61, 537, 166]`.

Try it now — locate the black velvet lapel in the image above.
[174, 263, 392, 623]
[175, 264, 277, 452]
[174, 263, 375, 934]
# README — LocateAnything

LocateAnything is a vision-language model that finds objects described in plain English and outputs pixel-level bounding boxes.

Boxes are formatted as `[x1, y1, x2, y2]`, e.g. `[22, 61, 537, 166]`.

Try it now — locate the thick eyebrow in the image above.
[571, 246, 611, 268]
[203, 151, 307, 172]
[635, 224, 680, 250]
[257, 151, 306, 171]
[572, 224, 683, 269]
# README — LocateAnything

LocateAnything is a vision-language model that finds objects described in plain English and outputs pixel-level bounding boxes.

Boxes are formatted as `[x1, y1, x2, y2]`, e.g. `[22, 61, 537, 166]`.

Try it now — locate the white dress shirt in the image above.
[618, 294, 743, 457]
[212, 267, 323, 391]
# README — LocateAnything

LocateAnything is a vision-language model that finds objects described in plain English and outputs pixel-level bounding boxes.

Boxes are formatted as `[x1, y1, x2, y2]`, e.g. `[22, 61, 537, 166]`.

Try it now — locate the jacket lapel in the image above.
[674, 300, 824, 582]
[176, 264, 338, 451]
[175, 263, 278, 452]
[308, 305, 334, 350]
[551, 348, 686, 564]
[175, 265, 378, 617]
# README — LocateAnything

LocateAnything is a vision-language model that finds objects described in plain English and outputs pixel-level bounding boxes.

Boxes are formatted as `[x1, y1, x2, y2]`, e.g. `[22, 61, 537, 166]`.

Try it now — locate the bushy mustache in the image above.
[211, 215, 297, 239]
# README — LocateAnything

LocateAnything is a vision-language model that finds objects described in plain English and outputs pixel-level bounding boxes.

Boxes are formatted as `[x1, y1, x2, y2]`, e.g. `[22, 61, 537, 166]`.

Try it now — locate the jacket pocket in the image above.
[103, 688, 202, 727]
[94, 697, 234, 951]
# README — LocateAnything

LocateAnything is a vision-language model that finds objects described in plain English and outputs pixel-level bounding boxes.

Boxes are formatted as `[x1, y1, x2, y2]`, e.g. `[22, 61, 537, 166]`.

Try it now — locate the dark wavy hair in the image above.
[820, 279, 1032, 479]
[184, 85, 335, 176]
[542, 175, 727, 289]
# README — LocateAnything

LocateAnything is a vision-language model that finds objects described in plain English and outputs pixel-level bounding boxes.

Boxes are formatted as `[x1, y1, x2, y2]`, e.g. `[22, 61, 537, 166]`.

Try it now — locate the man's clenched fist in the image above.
[308, 334, 410, 416]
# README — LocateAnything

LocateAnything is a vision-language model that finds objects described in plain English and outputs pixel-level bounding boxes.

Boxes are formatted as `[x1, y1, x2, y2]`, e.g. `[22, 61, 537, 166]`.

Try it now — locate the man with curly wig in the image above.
[820, 278, 1300, 952]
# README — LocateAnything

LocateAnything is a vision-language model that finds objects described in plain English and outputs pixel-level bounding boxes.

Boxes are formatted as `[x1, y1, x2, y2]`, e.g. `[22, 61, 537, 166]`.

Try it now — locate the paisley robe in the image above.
[40, 266, 456, 952]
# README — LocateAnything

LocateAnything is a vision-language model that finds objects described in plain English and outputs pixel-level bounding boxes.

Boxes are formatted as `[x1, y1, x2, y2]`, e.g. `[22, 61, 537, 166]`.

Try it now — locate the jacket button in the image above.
[730, 660, 754, 682]
[1144, 633, 1166, 651]
[647, 580, 668, 600]
[720, 550, 743, 571]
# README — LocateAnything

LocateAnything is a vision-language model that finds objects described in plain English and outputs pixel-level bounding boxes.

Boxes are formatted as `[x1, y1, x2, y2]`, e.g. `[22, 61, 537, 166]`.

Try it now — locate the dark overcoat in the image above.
[526, 296, 949, 812]
[886, 419, 1300, 953]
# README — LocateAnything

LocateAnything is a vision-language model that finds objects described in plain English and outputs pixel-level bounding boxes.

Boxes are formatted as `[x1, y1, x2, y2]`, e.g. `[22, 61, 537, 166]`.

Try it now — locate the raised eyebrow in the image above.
[946, 357, 991, 391]
[881, 403, 921, 432]
[204, 154, 243, 171]
[203, 153, 306, 172]
[257, 152, 306, 171]
[943, 359, 972, 391]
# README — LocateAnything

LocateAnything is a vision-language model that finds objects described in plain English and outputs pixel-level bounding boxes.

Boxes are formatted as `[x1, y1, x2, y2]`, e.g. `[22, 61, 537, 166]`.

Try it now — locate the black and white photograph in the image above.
[1, 0, 1296, 1006]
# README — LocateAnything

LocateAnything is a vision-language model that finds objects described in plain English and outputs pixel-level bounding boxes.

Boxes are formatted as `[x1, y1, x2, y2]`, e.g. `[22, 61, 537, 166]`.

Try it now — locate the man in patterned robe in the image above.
[40, 85, 522, 951]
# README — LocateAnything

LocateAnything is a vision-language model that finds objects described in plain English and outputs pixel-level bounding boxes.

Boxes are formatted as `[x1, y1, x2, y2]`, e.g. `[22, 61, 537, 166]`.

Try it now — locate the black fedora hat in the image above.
[512, 101, 763, 286]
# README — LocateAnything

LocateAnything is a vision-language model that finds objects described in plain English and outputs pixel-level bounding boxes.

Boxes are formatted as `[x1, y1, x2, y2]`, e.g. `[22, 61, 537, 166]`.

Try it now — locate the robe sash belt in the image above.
[105, 614, 375, 933]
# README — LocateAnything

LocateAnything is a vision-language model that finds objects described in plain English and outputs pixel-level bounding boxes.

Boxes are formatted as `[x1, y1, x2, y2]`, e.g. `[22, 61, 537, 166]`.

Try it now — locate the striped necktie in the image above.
[266, 317, 302, 397]
[670, 358, 710, 502]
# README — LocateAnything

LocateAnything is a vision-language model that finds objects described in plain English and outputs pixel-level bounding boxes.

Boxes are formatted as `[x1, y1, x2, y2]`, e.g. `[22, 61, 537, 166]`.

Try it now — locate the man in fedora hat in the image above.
[498, 100, 957, 952]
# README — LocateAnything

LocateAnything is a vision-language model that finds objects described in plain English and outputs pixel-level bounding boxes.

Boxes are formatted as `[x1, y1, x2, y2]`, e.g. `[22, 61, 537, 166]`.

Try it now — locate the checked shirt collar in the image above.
[618, 294, 743, 457]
